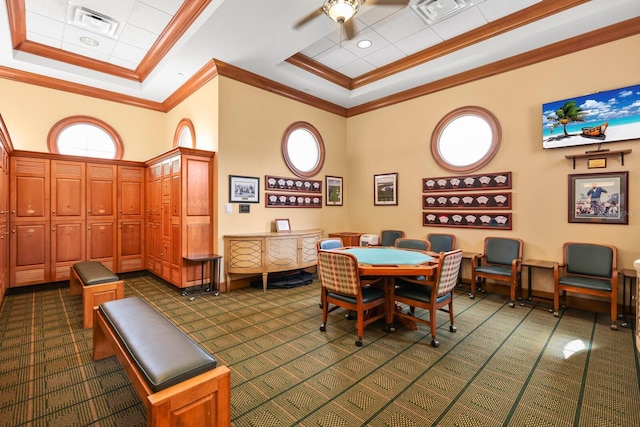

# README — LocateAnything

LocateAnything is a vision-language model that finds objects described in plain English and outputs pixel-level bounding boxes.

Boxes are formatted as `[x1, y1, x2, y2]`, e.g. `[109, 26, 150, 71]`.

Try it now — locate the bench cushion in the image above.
[73, 261, 119, 285]
[99, 297, 217, 393]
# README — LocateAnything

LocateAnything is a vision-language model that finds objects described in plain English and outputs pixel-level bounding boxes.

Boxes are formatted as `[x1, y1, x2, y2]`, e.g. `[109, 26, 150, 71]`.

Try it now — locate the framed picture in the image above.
[265, 193, 322, 208]
[229, 175, 259, 203]
[326, 176, 343, 206]
[275, 218, 291, 232]
[374, 173, 398, 206]
[568, 171, 628, 224]
[265, 175, 322, 193]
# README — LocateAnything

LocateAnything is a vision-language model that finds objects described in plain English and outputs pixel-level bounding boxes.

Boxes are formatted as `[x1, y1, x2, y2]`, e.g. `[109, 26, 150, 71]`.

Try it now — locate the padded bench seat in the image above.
[70, 261, 124, 328]
[93, 297, 231, 426]
[99, 297, 217, 392]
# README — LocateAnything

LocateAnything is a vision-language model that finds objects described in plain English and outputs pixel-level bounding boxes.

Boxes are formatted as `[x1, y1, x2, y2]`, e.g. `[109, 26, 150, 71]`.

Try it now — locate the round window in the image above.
[431, 106, 501, 173]
[282, 122, 325, 178]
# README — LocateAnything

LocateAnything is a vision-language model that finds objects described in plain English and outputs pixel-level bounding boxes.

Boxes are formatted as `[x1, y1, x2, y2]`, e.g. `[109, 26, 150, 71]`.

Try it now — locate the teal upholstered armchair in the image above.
[394, 238, 430, 251]
[471, 237, 523, 307]
[379, 230, 404, 246]
[553, 242, 619, 330]
[426, 233, 456, 253]
[393, 249, 463, 347]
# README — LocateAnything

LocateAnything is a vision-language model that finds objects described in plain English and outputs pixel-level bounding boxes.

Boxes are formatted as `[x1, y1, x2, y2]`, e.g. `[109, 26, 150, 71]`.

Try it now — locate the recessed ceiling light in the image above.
[357, 39, 372, 49]
[80, 36, 99, 46]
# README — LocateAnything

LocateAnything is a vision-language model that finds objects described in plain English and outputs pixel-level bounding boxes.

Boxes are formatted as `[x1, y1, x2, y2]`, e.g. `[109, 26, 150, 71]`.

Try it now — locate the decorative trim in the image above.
[265, 175, 322, 193]
[266, 193, 322, 208]
[423, 212, 512, 230]
[423, 172, 511, 192]
[423, 192, 511, 210]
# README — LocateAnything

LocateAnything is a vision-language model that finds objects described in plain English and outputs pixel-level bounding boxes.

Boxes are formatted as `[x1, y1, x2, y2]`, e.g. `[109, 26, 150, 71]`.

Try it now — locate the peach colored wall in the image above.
[346, 35, 640, 293]
[0, 79, 166, 161]
[216, 77, 348, 249]
[165, 79, 219, 152]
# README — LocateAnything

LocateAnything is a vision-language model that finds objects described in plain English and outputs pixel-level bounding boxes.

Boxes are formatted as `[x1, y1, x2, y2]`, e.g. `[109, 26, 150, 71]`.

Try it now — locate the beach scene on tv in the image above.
[542, 83, 640, 149]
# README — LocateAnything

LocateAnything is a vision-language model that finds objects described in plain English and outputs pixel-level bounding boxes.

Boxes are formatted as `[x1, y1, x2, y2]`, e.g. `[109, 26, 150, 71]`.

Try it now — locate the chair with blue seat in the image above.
[316, 237, 344, 251]
[379, 230, 405, 246]
[393, 249, 463, 347]
[318, 250, 387, 346]
[471, 237, 523, 307]
[553, 242, 619, 330]
[426, 233, 456, 253]
[394, 238, 430, 251]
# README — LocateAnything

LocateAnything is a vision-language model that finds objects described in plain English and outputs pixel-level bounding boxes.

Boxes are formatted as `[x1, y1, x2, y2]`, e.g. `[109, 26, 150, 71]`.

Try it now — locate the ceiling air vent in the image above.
[67, 5, 121, 39]
[411, 0, 471, 25]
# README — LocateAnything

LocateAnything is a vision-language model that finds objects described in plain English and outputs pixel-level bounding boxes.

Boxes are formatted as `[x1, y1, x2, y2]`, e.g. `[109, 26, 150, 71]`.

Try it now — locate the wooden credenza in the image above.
[224, 229, 322, 292]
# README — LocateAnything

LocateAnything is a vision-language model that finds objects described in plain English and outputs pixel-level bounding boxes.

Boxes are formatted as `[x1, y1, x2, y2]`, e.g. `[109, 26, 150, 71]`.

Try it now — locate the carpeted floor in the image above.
[0, 272, 638, 426]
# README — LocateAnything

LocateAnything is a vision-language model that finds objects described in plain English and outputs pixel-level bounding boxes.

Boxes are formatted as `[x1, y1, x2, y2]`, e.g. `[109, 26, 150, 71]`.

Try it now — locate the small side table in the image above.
[459, 252, 481, 287]
[521, 259, 557, 310]
[328, 232, 365, 247]
[183, 254, 222, 297]
[620, 269, 637, 327]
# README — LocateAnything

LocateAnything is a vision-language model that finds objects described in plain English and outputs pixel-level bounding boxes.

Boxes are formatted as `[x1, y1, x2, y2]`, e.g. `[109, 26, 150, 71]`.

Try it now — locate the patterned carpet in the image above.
[0, 272, 638, 426]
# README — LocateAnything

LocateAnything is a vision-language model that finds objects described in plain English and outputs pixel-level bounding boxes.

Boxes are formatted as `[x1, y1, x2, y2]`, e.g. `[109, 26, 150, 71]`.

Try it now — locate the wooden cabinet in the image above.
[145, 148, 214, 289]
[117, 166, 145, 272]
[10, 155, 147, 286]
[224, 229, 322, 292]
[0, 143, 8, 301]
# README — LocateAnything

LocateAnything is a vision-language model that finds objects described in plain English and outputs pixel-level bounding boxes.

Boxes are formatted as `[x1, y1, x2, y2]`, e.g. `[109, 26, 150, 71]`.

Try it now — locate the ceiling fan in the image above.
[294, 0, 410, 40]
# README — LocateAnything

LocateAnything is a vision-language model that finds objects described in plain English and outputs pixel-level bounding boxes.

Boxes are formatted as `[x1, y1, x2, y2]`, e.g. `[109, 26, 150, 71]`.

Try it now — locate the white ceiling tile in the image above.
[128, 1, 172, 34]
[338, 59, 376, 78]
[341, 28, 391, 57]
[63, 25, 117, 54]
[430, 7, 487, 40]
[26, 31, 62, 49]
[362, 44, 406, 67]
[478, 0, 541, 22]
[373, 9, 428, 43]
[62, 40, 110, 61]
[25, 0, 66, 22]
[119, 23, 158, 50]
[357, 4, 407, 26]
[26, 11, 64, 40]
[137, 0, 183, 15]
[394, 27, 442, 55]
[111, 42, 147, 65]
[314, 45, 359, 69]
[108, 56, 139, 70]
[301, 37, 335, 58]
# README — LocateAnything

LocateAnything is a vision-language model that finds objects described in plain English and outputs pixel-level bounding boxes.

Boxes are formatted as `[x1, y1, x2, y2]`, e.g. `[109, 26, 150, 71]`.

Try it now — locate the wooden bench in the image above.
[93, 297, 231, 427]
[70, 261, 124, 328]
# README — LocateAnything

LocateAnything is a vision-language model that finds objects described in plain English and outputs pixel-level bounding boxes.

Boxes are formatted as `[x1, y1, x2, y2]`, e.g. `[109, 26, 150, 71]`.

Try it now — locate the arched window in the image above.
[282, 122, 325, 178]
[174, 118, 196, 148]
[48, 116, 123, 159]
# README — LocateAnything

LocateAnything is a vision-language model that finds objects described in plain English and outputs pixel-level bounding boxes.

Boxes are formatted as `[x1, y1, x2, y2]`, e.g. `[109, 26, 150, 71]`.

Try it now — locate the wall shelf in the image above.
[565, 149, 631, 169]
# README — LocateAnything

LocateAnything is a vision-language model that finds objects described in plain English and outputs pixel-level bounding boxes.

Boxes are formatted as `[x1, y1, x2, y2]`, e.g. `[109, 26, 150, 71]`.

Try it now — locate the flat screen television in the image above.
[542, 83, 640, 149]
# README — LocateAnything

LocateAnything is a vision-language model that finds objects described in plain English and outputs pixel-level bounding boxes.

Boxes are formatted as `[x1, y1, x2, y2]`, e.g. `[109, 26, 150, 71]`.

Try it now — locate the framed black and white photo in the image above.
[229, 175, 259, 203]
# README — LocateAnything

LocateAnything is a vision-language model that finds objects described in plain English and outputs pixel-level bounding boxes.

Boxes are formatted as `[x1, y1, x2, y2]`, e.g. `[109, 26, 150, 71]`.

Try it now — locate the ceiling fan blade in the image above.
[293, 8, 324, 29]
[364, 0, 410, 5]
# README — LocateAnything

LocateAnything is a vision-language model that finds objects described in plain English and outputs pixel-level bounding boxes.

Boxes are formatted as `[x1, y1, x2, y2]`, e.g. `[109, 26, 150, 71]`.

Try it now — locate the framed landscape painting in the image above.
[374, 173, 398, 206]
[325, 176, 343, 206]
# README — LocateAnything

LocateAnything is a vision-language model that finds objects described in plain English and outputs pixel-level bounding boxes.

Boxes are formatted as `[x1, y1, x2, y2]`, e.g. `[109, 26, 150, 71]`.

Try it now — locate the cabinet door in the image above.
[10, 221, 50, 286]
[87, 220, 116, 271]
[266, 236, 299, 271]
[10, 157, 49, 222]
[118, 166, 144, 217]
[51, 220, 85, 281]
[51, 160, 85, 220]
[87, 164, 116, 219]
[300, 233, 321, 265]
[118, 219, 144, 272]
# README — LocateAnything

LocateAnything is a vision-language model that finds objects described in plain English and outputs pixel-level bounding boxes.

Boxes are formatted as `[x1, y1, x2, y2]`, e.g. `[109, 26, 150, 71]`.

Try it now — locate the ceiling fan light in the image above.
[323, 0, 360, 24]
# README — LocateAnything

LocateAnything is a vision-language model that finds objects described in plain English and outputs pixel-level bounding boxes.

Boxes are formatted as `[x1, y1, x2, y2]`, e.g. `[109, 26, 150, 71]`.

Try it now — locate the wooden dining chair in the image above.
[393, 249, 463, 347]
[379, 230, 405, 246]
[426, 233, 456, 253]
[317, 250, 387, 346]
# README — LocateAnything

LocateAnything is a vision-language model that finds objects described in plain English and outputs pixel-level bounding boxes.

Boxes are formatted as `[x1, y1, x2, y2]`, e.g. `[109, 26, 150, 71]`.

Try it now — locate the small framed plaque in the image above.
[587, 158, 607, 169]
